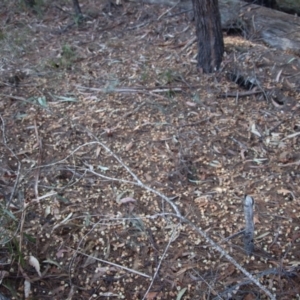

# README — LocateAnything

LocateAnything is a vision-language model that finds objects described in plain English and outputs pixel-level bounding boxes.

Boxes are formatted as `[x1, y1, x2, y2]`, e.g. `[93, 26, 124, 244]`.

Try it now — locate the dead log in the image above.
[138, 0, 300, 55]
[138, 0, 300, 102]
[219, 0, 300, 55]
[245, 0, 300, 13]
[274, 0, 300, 14]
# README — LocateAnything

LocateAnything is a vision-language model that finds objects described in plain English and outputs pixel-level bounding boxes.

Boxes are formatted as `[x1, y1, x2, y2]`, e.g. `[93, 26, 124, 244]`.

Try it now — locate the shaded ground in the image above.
[0, 1, 300, 299]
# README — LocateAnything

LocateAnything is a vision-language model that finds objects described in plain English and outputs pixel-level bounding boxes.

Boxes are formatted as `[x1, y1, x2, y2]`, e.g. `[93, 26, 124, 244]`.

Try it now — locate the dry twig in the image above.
[55, 128, 276, 300]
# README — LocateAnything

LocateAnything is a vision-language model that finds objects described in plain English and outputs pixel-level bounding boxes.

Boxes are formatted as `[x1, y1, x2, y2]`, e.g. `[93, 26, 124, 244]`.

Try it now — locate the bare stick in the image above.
[157, 0, 180, 20]
[75, 85, 182, 94]
[0, 113, 22, 208]
[83, 136, 275, 299]
[178, 214, 275, 300]
[68, 248, 151, 279]
[142, 225, 180, 300]
[40, 131, 276, 299]
[33, 119, 42, 201]
[218, 90, 263, 98]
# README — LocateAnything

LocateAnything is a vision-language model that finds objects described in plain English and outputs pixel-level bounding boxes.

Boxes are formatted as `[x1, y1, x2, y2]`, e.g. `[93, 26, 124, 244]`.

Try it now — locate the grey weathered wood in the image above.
[275, 0, 300, 14]
[0, 293, 10, 300]
[243, 195, 255, 256]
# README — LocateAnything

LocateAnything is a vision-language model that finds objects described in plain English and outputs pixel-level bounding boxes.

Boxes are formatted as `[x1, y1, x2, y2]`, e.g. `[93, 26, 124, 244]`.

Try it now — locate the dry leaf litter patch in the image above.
[0, 1, 300, 299]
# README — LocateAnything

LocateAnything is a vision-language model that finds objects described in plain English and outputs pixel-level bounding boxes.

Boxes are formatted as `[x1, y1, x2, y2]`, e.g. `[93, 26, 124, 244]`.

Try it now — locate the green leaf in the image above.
[1, 207, 18, 221]
[176, 287, 187, 300]
[56, 195, 71, 204]
[37, 96, 47, 107]
[23, 233, 36, 243]
[43, 258, 62, 269]
[15, 113, 27, 119]
[97, 165, 109, 172]
[52, 94, 77, 102]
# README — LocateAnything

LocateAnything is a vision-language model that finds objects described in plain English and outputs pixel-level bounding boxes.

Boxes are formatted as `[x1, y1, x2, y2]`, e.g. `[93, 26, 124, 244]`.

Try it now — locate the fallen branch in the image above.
[69, 248, 151, 279]
[66, 126, 276, 300]
[75, 84, 182, 94]
[218, 90, 263, 98]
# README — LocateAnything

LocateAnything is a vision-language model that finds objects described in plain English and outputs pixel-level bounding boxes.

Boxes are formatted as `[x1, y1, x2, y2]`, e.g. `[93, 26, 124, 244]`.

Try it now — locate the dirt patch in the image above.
[0, 1, 300, 299]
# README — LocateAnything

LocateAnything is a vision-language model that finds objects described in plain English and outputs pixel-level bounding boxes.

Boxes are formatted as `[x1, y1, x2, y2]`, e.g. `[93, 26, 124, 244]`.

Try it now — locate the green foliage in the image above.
[0, 204, 17, 245]
[140, 71, 149, 83]
[159, 69, 178, 85]
[7, 237, 26, 267]
[47, 44, 77, 69]
[62, 44, 75, 59]
[21, 0, 45, 16]
[60, 44, 77, 68]
[0, 30, 5, 40]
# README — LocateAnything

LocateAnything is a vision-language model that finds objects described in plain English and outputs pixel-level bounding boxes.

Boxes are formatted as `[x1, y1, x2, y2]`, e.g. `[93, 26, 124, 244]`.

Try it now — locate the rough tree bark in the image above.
[73, 0, 82, 17]
[72, 0, 83, 18]
[23, 0, 36, 7]
[191, 0, 224, 73]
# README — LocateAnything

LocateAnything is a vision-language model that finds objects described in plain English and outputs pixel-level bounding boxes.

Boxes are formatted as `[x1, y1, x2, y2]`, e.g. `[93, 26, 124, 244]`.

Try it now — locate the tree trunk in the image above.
[72, 0, 83, 18]
[23, 0, 36, 7]
[191, 0, 224, 73]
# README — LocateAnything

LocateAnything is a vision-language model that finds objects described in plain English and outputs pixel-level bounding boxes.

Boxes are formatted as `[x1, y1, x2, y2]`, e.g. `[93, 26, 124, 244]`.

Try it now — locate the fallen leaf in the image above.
[118, 197, 136, 204]
[0, 270, 9, 284]
[277, 188, 292, 195]
[145, 292, 162, 300]
[176, 287, 187, 300]
[55, 248, 69, 258]
[185, 101, 196, 107]
[126, 141, 134, 151]
[29, 256, 41, 277]
[24, 279, 31, 298]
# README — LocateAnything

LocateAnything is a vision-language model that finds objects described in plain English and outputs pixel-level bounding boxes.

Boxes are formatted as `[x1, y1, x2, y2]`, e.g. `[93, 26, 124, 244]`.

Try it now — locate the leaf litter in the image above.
[0, 0, 299, 299]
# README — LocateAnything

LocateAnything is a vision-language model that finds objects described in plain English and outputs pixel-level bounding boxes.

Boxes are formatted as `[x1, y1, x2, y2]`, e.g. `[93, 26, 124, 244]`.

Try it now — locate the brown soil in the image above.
[0, 1, 300, 299]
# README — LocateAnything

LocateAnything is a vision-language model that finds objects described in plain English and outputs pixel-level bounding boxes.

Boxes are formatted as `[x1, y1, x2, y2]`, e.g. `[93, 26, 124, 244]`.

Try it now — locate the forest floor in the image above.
[0, 0, 300, 299]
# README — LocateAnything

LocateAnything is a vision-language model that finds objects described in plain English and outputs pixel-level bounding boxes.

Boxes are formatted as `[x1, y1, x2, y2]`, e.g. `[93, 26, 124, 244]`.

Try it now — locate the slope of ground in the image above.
[0, 1, 299, 299]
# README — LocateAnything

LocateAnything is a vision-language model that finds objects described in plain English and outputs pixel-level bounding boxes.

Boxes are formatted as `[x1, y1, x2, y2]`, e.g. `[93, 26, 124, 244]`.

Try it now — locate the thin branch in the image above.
[142, 225, 180, 300]
[75, 84, 182, 94]
[0, 113, 22, 208]
[174, 214, 276, 300]
[157, 0, 180, 20]
[68, 248, 151, 279]
[38, 129, 276, 299]
[80, 131, 275, 299]
[33, 119, 42, 200]
[0, 114, 7, 144]
[218, 90, 263, 98]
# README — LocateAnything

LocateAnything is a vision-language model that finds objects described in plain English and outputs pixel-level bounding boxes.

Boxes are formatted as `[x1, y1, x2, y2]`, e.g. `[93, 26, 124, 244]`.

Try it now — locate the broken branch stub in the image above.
[243, 195, 255, 256]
